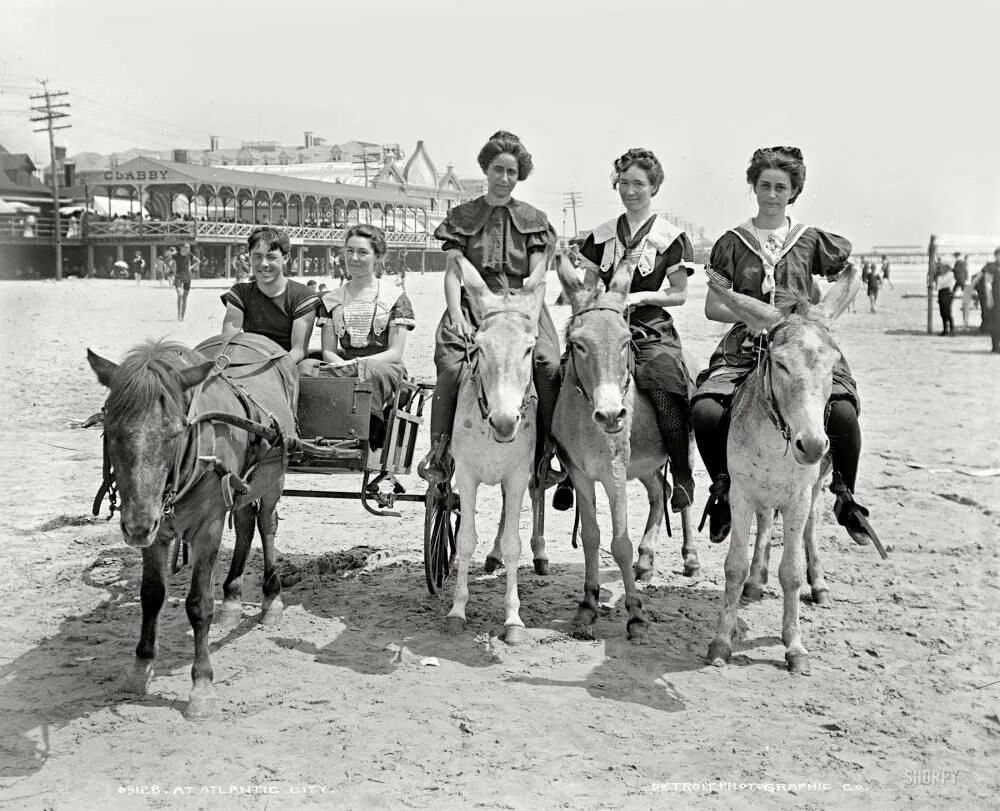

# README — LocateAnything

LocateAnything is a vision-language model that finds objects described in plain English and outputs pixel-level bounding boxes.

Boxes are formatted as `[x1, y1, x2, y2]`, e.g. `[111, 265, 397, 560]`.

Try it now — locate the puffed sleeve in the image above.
[663, 233, 695, 277]
[433, 214, 468, 253]
[705, 232, 737, 289]
[388, 293, 416, 331]
[220, 282, 250, 310]
[526, 221, 557, 255]
[810, 229, 853, 281]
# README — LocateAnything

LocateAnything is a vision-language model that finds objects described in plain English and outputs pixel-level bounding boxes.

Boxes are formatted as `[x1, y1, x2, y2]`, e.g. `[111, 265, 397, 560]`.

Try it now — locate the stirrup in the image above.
[552, 478, 574, 511]
[698, 474, 731, 543]
[669, 474, 695, 514]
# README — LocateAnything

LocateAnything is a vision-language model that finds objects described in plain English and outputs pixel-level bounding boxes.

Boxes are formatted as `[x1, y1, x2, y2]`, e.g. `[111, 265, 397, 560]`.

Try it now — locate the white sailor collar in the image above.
[593, 215, 686, 277]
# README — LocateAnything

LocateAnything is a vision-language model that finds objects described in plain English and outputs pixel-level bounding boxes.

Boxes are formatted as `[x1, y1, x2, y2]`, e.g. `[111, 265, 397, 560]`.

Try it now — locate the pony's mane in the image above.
[105, 340, 201, 423]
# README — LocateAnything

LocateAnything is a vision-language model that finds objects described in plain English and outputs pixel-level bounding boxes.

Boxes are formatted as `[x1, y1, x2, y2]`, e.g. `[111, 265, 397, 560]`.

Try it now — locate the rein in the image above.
[756, 342, 793, 453]
[93, 359, 287, 522]
[565, 306, 633, 405]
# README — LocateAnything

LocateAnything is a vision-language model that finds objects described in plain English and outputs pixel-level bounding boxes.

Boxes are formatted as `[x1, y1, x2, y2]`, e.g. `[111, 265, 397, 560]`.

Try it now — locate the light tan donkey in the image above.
[706, 264, 861, 675]
[444, 254, 548, 644]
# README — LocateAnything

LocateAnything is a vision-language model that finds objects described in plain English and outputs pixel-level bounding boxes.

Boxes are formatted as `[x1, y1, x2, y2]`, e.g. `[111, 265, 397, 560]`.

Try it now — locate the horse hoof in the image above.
[812, 588, 832, 607]
[743, 582, 765, 601]
[218, 601, 242, 628]
[786, 652, 811, 676]
[259, 606, 283, 627]
[444, 616, 466, 635]
[483, 556, 502, 574]
[707, 639, 732, 666]
[504, 625, 526, 645]
[184, 691, 218, 720]
[634, 565, 654, 583]
[533, 558, 549, 576]
[683, 558, 701, 577]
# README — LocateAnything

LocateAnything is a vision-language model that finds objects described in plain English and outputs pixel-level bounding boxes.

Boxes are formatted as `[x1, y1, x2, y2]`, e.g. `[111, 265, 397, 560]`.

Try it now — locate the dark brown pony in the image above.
[87, 335, 297, 719]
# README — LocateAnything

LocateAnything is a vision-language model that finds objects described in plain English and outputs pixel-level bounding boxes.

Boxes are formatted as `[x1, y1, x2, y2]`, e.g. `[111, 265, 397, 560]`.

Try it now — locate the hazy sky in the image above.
[1, 0, 997, 250]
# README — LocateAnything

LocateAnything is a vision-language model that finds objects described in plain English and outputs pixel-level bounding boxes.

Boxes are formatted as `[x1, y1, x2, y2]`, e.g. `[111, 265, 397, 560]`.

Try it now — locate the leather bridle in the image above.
[565, 306, 633, 405]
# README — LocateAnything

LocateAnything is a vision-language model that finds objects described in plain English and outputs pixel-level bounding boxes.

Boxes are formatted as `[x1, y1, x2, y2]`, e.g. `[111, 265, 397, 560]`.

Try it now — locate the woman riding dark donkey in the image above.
[419, 130, 561, 488]
[554, 148, 696, 514]
[692, 145, 880, 550]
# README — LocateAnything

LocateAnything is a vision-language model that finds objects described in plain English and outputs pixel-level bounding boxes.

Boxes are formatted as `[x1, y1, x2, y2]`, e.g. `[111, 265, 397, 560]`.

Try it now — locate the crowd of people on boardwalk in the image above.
[209, 131, 887, 553]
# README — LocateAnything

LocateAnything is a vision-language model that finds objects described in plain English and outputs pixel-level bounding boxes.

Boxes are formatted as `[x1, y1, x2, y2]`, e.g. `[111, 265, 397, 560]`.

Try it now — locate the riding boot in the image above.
[647, 389, 695, 513]
[419, 364, 461, 485]
[417, 434, 452, 486]
[699, 474, 731, 544]
[830, 472, 881, 548]
[533, 351, 564, 489]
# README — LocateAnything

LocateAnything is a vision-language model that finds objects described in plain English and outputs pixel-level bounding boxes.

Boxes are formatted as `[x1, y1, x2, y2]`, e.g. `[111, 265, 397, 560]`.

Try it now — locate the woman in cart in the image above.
[302, 223, 415, 447]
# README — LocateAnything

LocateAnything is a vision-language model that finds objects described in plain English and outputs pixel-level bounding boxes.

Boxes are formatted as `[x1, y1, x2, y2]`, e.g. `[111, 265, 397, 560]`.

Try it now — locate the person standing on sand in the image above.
[880, 254, 893, 290]
[173, 243, 200, 322]
[866, 261, 883, 313]
[935, 263, 956, 335]
[974, 248, 1000, 353]
[952, 252, 970, 329]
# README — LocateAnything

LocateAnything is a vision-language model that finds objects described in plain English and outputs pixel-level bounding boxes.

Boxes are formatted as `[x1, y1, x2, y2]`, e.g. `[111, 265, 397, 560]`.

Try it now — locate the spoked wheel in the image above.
[424, 483, 459, 595]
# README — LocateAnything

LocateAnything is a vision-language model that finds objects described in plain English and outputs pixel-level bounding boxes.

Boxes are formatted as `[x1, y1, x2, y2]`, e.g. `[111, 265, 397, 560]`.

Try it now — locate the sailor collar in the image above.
[592, 214, 685, 277]
[731, 217, 808, 297]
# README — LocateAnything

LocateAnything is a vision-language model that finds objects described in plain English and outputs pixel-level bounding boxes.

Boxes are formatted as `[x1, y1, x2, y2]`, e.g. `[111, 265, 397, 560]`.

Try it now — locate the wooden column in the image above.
[86, 243, 94, 277]
[225, 244, 232, 279]
[297, 245, 305, 276]
[149, 244, 156, 280]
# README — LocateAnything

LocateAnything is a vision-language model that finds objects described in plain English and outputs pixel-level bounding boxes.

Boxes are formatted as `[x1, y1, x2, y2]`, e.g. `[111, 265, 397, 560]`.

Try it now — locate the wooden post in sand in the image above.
[927, 235, 936, 335]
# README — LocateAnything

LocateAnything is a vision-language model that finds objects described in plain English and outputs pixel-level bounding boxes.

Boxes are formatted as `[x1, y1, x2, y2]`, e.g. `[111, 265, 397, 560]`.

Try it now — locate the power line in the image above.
[563, 190, 583, 238]
[29, 79, 70, 281]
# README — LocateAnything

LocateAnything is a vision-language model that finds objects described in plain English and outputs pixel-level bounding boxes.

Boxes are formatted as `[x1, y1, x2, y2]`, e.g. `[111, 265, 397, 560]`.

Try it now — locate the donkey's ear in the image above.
[87, 349, 117, 387]
[521, 245, 553, 296]
[606, 260, 633, 300]
[554, 247, 587, 295]
[708, 279, 783, 334]
[456, 253, 491, 299]
[177, 361, 215, 390]
[818, 262, 862, 323]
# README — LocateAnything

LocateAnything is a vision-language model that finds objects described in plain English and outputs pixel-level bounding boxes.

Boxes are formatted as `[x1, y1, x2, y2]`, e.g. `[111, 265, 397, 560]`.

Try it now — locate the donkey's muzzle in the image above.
[593, 406, 627, 433]
[488, 412, 521, 443]
[120, 516, 161, 548]
[793, 433, 829, 465]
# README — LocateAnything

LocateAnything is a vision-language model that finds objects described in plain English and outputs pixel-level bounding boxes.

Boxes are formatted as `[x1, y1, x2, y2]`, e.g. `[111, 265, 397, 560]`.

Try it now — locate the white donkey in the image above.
[444, 255, 548, 645]
[706, 265, 861, 675]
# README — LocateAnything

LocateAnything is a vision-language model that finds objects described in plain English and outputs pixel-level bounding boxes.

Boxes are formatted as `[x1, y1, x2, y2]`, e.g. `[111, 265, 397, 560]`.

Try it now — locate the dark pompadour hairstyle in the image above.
[746, 146, 807, 203]
[477, 130, 534, 180]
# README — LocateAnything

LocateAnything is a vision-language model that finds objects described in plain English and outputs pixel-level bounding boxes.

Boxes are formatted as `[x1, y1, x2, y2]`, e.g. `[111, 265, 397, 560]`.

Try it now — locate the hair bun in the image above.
[489, 130, 520, 143]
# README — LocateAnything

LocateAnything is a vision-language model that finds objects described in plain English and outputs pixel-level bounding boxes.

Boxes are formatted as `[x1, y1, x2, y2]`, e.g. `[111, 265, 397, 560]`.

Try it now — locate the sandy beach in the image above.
[0, 268, 997, 808]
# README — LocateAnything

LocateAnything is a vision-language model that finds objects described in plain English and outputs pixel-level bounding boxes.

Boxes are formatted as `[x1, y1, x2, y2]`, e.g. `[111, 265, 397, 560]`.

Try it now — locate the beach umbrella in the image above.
[113, 260, 130, 270]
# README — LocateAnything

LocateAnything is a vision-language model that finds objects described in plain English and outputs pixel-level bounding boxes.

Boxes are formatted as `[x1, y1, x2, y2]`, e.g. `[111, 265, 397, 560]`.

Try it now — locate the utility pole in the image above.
[30, 81, 70, 280]
[352, 146, 379, 187]
[563, 191, 582, 237]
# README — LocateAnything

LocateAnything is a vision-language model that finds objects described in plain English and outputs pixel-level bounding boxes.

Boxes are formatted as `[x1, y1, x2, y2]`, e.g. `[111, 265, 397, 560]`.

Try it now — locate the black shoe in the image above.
[832, 487, 887, 559]
[698, 474, 731, 543]
[552, 478, 574, 511]
[669, 473, 695, 513]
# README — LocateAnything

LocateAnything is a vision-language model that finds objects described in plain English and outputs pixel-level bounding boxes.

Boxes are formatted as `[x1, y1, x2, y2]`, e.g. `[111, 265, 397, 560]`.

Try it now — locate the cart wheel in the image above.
[424, 484, 459, 595]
